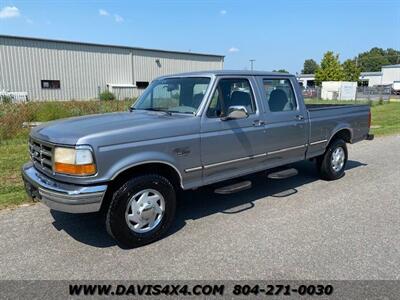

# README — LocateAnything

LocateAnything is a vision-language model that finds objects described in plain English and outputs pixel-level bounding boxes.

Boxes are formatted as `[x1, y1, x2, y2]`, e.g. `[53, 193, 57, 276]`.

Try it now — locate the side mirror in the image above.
[221, 106, 249, 121]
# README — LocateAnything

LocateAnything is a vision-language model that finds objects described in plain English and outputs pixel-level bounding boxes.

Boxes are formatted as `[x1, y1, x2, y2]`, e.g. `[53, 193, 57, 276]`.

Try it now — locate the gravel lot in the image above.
[0, 135, 399, 280]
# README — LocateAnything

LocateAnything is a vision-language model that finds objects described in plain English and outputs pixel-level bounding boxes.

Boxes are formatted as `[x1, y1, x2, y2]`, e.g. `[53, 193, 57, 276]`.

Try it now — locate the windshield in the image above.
[132, 77, 211, 114]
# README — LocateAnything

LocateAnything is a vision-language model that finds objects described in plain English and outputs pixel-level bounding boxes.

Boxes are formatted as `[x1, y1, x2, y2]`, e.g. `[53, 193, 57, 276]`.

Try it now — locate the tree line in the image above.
[301, 47, 400, 84]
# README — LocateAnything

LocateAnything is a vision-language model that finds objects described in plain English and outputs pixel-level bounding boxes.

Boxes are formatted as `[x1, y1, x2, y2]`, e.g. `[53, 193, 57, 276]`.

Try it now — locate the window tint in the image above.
[206, 78, 256, 118]
[263, 79, 297, 112]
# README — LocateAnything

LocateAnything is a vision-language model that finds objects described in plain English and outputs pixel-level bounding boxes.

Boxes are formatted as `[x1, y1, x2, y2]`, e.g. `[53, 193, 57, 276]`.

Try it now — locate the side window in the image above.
[191, 82, 209, 108]
[206, 78, 256, 118]
[147, 83, 180, 109]
[263, 79, 297, 112]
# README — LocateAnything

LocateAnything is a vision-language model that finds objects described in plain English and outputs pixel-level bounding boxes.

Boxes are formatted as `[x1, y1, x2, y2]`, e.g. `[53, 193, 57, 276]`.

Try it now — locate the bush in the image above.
[1, 95, 12, 104]
[0, 99, 135, 142]
[99, 91, 116, 101]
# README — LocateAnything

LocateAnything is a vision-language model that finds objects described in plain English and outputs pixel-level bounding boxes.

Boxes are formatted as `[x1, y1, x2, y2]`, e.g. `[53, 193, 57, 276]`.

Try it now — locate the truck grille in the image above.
[29, 138, 54, 174]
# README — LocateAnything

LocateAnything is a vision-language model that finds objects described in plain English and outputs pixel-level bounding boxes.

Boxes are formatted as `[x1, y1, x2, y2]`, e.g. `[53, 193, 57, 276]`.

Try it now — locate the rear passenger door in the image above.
[200, 77, 267, 184]
[258, 77, 308, 167]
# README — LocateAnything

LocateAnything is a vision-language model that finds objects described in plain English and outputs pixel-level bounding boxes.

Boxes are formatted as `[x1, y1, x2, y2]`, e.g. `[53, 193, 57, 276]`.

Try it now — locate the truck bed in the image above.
[306, 103, 368, 110]
[306, 103, 370, 149]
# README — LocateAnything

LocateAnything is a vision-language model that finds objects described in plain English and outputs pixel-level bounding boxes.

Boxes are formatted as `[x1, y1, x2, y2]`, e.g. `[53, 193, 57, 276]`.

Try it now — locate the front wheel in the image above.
[106, 174, 176, 248]
[317, 139, 348, 181]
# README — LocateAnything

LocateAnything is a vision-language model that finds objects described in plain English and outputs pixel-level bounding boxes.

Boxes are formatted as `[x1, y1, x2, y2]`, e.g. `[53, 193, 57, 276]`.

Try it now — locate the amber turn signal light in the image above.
[54, 162, 96, 176]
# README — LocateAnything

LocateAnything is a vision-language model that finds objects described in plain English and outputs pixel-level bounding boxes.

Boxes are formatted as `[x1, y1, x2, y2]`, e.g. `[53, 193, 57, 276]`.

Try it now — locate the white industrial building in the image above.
[358, 72, 383, 86]
[0, 35, 224, 101]
[298, 64, 400, 88]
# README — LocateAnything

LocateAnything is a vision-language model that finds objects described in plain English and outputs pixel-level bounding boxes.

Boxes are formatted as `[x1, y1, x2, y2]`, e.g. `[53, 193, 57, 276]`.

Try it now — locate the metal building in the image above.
[0, 35, 224, 100]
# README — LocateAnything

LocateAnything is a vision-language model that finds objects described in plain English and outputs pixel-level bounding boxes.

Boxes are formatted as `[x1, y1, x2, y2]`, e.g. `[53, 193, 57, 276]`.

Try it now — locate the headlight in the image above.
[54, 147, 96, 176]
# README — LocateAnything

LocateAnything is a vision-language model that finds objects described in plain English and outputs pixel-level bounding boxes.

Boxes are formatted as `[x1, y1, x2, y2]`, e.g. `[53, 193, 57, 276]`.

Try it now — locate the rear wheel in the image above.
[317, 139, 348, 181]
[106, 174, 176, 248]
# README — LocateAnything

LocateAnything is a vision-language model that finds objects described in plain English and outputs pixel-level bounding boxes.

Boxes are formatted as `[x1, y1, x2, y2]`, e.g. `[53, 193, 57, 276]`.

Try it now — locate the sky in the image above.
[0, 0, 399, 73]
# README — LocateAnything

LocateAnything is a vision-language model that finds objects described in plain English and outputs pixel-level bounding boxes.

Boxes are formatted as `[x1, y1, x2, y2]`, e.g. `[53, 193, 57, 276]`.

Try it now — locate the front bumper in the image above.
[21, 162, 107, 213]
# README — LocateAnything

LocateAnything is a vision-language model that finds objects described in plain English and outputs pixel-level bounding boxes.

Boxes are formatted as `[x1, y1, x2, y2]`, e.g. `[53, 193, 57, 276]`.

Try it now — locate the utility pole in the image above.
[249, 59, 255, 71]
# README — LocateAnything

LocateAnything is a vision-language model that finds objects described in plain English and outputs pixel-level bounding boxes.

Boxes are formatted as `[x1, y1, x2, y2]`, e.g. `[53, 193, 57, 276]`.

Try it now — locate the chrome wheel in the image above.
[125, 189, 165, 233]
[331, 147, 345, 172]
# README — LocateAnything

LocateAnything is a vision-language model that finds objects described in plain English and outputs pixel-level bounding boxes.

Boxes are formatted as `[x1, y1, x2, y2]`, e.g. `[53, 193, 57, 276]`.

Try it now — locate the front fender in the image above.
[103, 151, 184, 188]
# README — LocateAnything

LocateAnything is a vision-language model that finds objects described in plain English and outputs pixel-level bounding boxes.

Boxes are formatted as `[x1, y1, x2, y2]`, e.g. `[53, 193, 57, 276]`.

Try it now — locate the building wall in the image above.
[0, 36, 223, 100]
[297, 75, 315, 88]
[321, 81, 357, 100]
[359, 73, 382, 86]
[381, 65, 400, 85]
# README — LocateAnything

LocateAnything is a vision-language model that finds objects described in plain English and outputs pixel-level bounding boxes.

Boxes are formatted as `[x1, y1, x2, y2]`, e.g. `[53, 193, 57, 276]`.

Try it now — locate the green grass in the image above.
[0, 99, 399, 209]
[0, 139, 30, 209]
[370, 102, 400, 136]
[0, 99, 134, 141]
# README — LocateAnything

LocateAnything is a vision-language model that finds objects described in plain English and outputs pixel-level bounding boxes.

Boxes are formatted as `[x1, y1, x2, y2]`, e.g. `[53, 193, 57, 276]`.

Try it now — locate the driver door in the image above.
[200, 77, 267, 185]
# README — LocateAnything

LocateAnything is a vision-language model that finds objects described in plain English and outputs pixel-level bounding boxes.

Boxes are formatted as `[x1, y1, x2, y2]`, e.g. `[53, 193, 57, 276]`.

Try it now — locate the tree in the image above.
[386, 48, 400, 65]
[272, 69, 289, 73]
[302, 59, 319, 74]
[342, 59, 361, 81]
[315, 51, 344, 85]
[356, 47, 400, 72]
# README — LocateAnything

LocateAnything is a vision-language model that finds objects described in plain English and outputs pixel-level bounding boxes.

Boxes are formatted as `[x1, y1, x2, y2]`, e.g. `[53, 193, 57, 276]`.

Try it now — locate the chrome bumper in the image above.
[21, 162, 107, 213]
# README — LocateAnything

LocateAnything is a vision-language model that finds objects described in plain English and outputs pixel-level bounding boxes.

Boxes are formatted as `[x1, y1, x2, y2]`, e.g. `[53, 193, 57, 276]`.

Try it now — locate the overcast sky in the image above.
[1, 0, 399, 73]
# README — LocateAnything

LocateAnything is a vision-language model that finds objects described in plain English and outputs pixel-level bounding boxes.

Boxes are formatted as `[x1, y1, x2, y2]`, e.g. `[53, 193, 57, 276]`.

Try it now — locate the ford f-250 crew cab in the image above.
[22, 70, 374, 247]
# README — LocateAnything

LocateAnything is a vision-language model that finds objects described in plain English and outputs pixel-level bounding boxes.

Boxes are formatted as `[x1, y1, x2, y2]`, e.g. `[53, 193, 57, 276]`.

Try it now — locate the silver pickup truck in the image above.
[22, 70, 374, 247]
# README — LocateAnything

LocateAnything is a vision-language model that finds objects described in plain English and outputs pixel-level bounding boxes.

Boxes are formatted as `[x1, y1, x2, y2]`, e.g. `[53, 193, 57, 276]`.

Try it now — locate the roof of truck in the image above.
[158, 70, 295, 78]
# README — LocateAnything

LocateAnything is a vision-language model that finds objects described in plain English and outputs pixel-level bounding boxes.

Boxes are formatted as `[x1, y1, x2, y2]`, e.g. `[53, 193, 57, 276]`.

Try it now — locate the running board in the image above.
[267, 168, 298, 179]
[214, 180, 252, 194]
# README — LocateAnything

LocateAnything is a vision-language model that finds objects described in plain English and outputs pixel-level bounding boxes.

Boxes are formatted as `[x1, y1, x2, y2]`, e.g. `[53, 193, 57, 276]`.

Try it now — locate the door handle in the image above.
[295, 114, 304, 121]
[252, 120, 265, 127]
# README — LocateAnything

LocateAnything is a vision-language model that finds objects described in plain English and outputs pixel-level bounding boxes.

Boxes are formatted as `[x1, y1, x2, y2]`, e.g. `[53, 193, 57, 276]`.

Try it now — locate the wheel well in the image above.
[100, 163, 182, 212]
[329, 129, 351, 144]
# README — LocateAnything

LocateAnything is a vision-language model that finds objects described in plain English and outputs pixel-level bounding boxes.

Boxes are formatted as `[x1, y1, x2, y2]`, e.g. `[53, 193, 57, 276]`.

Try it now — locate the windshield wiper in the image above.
[140, 108, 172, 115]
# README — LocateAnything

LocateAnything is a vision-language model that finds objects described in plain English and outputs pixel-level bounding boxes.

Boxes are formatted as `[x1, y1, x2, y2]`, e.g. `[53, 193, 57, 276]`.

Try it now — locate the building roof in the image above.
[381, 64, 400, 69]
[0, 34, 225, 59]
[157, 70, 295, 78]
[360, 71, 382, 76]
[297, 73, 315, 78]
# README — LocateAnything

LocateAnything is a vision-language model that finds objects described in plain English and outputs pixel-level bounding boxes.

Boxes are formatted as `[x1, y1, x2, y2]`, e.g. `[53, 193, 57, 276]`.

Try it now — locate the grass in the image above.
[369, 101, 400, 136]
[0, 139, 30, 209]
[0, 99, 399, 210]
[0, 99, 133, 141]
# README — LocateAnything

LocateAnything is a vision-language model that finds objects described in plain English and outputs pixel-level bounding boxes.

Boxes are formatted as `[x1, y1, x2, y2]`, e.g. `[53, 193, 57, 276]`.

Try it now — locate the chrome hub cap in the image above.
[125, 189, 165, 233]
[331, 147, 345, 172]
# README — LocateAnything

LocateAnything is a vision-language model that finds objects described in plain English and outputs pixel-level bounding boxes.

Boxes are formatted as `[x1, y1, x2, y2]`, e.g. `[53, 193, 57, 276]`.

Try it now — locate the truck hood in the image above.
[30, 111, 193, 145]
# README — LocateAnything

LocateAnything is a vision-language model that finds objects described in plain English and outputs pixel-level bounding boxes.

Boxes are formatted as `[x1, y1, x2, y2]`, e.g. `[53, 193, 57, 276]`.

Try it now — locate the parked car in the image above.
[22, 70, 374, 247]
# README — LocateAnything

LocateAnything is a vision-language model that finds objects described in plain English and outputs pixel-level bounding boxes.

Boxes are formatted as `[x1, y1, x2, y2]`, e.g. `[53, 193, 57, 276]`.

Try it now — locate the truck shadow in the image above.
[50, 160, 366, 248]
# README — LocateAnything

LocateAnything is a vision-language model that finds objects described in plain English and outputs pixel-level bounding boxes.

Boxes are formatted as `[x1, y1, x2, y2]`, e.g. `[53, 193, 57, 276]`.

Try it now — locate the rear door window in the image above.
[263, 79, 297, 112]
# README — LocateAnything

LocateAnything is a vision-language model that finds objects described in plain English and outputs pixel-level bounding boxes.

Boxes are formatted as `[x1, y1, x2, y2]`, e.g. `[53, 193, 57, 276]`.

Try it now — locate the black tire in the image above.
[317, 138, 348, 181]
[106, 174, 176, 248]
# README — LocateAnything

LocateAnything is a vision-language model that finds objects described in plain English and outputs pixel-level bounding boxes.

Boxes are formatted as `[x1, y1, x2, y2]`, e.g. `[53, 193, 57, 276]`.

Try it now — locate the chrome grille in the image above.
[29, 138, 54, 173]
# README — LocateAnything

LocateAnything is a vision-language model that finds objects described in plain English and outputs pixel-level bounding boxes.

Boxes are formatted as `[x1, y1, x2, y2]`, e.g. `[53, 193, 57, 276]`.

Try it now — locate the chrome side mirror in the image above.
[221, 106, 249, 121]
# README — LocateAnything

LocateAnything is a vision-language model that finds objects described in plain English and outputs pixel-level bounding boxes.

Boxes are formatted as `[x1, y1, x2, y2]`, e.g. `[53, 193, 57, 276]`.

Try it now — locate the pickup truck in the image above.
[22, 70, 374, 247]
